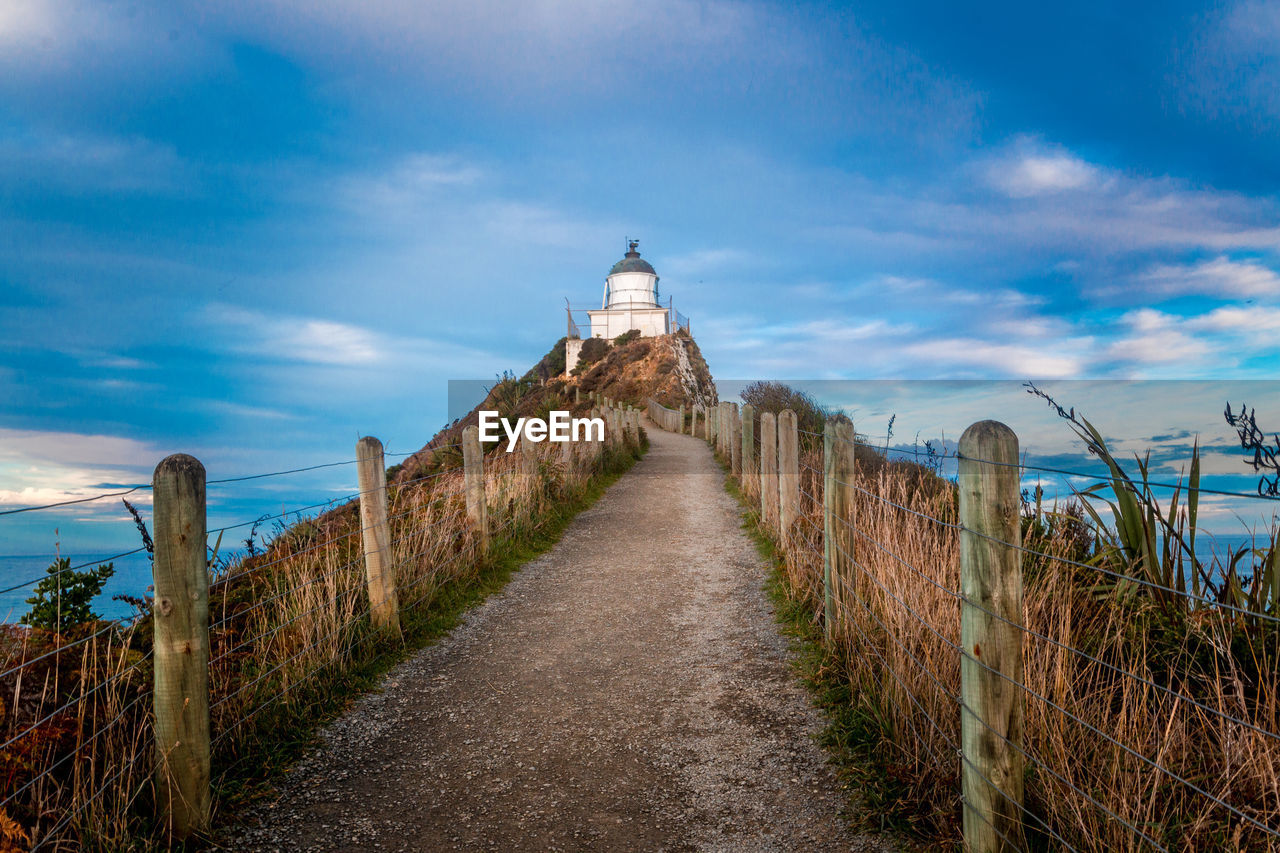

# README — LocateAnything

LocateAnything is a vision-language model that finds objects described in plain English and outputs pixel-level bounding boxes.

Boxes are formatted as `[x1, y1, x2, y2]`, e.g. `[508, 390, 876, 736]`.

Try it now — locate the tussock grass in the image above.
[732, 439, 1280, 851]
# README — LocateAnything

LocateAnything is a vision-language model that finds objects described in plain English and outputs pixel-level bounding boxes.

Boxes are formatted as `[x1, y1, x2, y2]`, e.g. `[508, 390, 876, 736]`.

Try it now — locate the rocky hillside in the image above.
[391, 331, 716, 485]
[572, 331, 716, 411]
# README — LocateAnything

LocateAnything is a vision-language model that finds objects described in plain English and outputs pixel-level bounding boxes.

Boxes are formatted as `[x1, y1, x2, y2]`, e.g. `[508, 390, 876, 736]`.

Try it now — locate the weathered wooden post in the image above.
[356, 436, 401, 634]
[462, 425, 490, 552]
[821, 420, 855, 636]
[691, 406, 699, 439]
[822, 424, 834, 635]
[575, 387, 581, 405]
[519, 435, 538, 477]
[152, 453, 211, 840]
[760, 412, 779, 536]
[831, 420, 856, 628]
[560, 425, 575, 479]
[590, 407, 604, 461]
[729, 403, 742, 478]
[958, 420, 1025, 853]
[721, 402, 732, 455]
[678, 403, 685, 434]
[741, 404, 756, 497]
[778, 409, 800, 544]
[708, 405, 717, 445]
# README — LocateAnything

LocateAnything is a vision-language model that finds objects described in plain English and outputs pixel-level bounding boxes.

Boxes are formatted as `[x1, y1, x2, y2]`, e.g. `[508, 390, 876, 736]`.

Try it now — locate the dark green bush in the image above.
[570, 337, 609, 375]
[25, 558, 115, 630]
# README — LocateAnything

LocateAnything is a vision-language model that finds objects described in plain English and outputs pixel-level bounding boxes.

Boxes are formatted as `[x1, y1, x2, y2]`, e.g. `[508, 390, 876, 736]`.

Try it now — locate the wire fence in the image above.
[674, 400, 1280, 852]
[0, 408, 641, 849]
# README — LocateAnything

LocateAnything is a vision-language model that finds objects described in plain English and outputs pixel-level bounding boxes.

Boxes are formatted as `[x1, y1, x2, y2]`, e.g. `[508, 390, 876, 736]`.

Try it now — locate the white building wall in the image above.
[586, 307, 669, 340]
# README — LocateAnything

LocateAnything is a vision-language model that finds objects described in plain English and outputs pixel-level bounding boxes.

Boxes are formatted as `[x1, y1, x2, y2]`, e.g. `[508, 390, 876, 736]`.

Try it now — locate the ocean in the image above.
[0, 551, 155, 624]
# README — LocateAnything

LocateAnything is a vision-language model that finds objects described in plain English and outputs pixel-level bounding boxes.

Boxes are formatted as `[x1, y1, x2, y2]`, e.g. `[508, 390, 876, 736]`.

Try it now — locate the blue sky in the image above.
[3, 0, 1280, 554]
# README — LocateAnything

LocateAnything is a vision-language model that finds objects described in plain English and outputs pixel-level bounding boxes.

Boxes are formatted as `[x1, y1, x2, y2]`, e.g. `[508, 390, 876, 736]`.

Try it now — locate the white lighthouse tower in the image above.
[564, 241, 690, 376]
[587, 240, 670, 339]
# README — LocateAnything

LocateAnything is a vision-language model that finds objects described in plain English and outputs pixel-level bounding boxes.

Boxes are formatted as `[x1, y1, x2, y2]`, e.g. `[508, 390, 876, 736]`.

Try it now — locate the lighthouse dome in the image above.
[608, 245, 657, 276]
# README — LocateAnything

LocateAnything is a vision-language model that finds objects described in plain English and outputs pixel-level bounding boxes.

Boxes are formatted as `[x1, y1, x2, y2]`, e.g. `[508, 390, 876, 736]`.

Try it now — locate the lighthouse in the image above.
[564, 241, 690, 376]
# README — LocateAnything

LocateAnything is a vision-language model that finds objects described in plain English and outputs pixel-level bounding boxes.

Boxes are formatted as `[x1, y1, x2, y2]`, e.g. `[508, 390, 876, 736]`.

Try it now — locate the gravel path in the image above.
[224, 422, 895, 852]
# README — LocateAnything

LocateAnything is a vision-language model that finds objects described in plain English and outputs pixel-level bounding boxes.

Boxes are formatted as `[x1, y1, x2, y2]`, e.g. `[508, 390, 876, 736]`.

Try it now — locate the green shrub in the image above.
[570, 337, 609, 375]
[613, 329, 641, 346]
[24, 557, 115, 630]
[524, 336, 568, 382]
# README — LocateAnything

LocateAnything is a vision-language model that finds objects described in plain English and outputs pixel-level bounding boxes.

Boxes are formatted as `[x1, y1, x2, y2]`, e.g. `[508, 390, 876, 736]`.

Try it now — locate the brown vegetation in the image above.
[772, 440, 1280, 850]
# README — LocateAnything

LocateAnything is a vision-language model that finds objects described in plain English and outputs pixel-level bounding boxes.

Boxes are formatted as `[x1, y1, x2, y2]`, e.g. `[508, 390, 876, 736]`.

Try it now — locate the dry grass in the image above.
[1, 425, 641, 850]
[774, 445, 1280, 851]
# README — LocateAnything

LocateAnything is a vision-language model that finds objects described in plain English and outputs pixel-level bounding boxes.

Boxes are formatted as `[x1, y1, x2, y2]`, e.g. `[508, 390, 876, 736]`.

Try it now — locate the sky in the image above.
[2, 0, 1280, 555]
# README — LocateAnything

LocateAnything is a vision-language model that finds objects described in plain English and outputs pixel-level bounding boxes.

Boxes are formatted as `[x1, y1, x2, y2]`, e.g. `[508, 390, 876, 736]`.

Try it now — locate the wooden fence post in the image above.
[722, 402, 730, 453]
[462, 425, 490, 552]
[560, 425, 574, 478]
[741, 404, 756, 497]
[958, 420, 1025, 853]
[831, 421, 856, 630]
[152, 453, 211, 840]
[518, 435, 538, 477]
[357, 436, 401, 635]
[824, 422, 834, 635]
[760, 412, 779, 536]
[590, 407, 603, 461]
[820, 421, 842, 637]
[778, 409, 799, 544]
[678, 403, 685, 434]
[729, 403, 741, 477]
[709, 405, 717, 445]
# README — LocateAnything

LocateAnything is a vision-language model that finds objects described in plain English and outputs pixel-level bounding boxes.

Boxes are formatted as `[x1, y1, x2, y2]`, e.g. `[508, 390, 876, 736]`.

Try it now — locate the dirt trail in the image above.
[226, 423, 894, 852]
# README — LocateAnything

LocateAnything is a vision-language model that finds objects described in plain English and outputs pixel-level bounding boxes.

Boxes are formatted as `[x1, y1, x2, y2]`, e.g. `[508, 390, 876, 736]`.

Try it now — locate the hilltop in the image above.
[392, 331, 716, 485]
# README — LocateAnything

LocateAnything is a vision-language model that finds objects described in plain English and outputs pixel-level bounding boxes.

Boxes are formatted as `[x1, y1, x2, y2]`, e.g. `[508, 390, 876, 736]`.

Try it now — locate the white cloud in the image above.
[1105, 308, 1215, 365]
[0, 428, 160, 511]
[1132, 256, 1280, 299]
[902, 338, 1084, 378]
[211, 306, 386, 366]
[989, 147, 1102, 198]
[818, 139, 1280, 259]
[0, 427, 159, 469]
[1193, 304, 1280, 334]
[1099, 305, 1280, 371]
